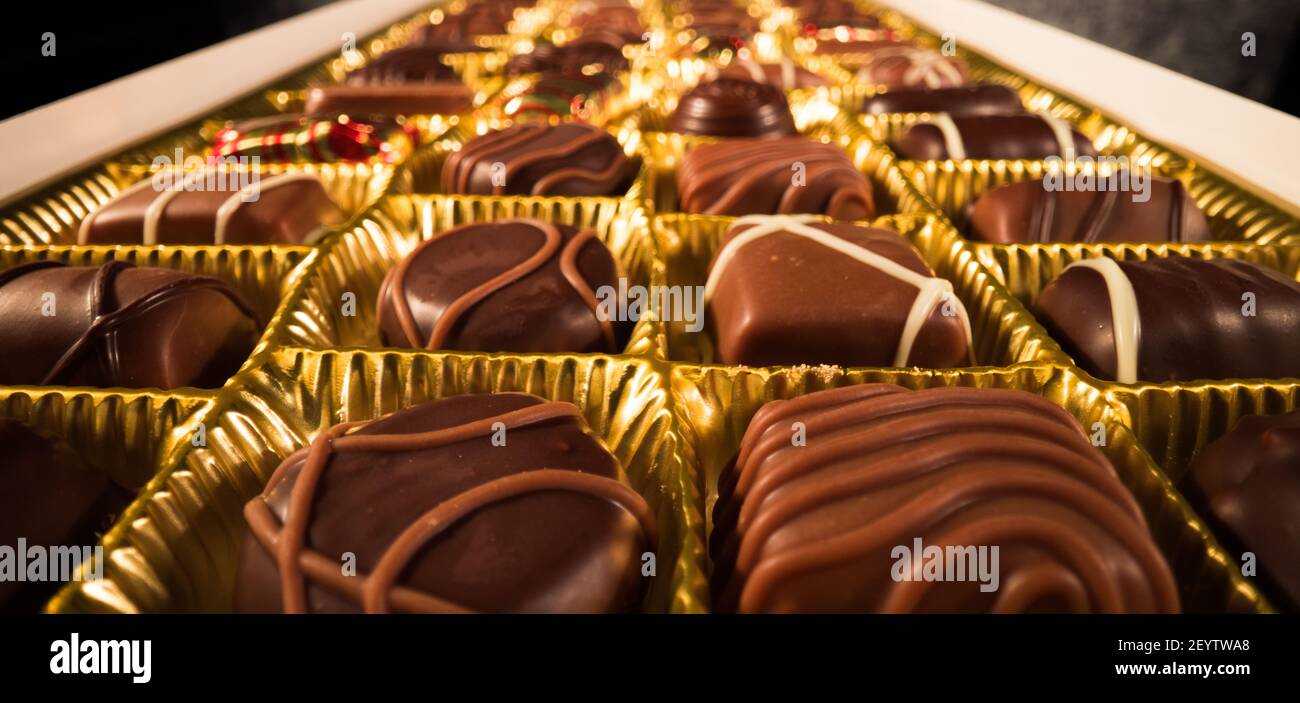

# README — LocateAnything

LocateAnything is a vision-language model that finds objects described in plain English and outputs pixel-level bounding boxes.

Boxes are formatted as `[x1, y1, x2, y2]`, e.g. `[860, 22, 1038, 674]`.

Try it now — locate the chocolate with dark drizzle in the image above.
[244, 400, 657, 613]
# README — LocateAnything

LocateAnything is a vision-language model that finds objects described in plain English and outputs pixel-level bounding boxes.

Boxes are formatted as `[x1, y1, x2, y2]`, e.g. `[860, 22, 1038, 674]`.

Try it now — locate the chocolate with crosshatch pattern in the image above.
[235, 393, 655, 613]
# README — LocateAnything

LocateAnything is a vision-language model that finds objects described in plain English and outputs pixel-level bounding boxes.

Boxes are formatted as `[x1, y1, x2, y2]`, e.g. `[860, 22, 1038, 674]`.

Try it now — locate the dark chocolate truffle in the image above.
[677, 137, 874, 219]
[0, 261, 260, 389]
[711, 384, 1180, 613]
[1189, 409, 1300, 609]
[667, 77, 797, 137]
[441, 123, 635, 196]
[235, 393, 656, 613]
[967, 175, 1212, 243]
[704, 216, 971, 367]
[0, 419, 121, 610]
[377, 219, 631, 354]
[861, 83, 1024, 117]
[1036, 256, 1300, 383]
[78, 170, 345, 245]
[895, 114, 1097, 161]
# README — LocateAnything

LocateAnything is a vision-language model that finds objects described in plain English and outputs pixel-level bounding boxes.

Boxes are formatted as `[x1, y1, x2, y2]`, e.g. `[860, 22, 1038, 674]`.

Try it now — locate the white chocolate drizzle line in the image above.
[926, 113, 966, 160]
[1038, 111, 1078, 163]
[213, 172, 321, 244]
[858, 47, 964, 89]
[704, 214, 974, 367]
[1067, 257, 1140, 383]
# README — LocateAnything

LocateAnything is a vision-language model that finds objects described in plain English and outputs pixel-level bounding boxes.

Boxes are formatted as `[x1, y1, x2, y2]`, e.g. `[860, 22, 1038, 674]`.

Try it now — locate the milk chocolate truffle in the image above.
[0, 419, 123, 610]
[441, 123, 635, 196]
[714, 58, 830, 89]
[377, 219, 631, 354]
[0, 261, 259, 389]
[78, 170, 345, 245]
[667, 78, 797, 137]
[895, 114, 1097, 161]
[711, 384, 1180, 613]
[861, 83, 1024, 117]
[235, 393, 656, 613]
[855, 45, 969, 89]
[1189, 410, 1300, 609]
[678, 137, 874, 219]
[704, 216, 971, 367]
[1036, 256, 1300, 383]
[968, 175, 1213, 244]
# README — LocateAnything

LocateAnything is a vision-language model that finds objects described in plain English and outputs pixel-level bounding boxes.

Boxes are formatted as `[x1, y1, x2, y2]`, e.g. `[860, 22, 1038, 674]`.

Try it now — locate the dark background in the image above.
[2, 1, 1298, 120]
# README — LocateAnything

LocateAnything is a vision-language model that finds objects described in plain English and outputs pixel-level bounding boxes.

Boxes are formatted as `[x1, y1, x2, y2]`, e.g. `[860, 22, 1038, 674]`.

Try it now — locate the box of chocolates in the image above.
[3, 0, 1298, 618]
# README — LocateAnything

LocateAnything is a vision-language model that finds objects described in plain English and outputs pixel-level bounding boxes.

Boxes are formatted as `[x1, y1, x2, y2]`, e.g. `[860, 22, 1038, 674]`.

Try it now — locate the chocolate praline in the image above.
[235, 393, 656, 613]
[441, 122, 635, 196]
[0, 261, 259, 389]
[894, 114, 1097, 161]
[667, 77, 797, 137]
[861, 83, 1023, 117]
[376, 219, 631, 354]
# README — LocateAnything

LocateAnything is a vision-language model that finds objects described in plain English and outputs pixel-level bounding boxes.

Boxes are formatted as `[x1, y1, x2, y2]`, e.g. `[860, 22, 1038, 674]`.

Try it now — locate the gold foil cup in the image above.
[275, 193, 664, 359]
[669, 361, 1273, 613]
[48, 349, 709, 615]
[651, 212, 1068, 366]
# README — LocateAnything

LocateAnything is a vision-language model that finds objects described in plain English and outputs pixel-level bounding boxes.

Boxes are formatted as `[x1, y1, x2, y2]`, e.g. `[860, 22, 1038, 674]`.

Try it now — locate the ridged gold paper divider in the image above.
[50, 348, 709, 614]
[276, 193, 665, 358]
[844, 12, 1300, 245]
[668, 361, 1273, 613]
[651, 212, 1068, 366]
[0, 244, 318, 371]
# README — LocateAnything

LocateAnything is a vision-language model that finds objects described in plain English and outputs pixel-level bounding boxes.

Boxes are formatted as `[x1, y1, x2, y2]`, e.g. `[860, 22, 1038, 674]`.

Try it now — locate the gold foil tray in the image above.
[47, 349, 709, 615]
[668, 361, 1273, 613]
[651, 212, 1068, 366]
[275, 193, 665, 359]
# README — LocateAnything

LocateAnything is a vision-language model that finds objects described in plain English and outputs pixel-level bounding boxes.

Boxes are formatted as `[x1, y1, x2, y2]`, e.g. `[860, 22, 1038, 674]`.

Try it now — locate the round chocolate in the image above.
[441, 122, 635, 196]
[376, 219, 631, 354]
[235, 393, 655, 613]
[0, 261, 259, 389]
[667, 77, 798, 137]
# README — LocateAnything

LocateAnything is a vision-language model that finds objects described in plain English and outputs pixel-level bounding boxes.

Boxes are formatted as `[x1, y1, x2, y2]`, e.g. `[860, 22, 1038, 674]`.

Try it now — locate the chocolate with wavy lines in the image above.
[376, 219, 631, 354]
[1036, 256, 1300, 383]
[677, 137, 874, 219]
[710, 384, 1180, 613]
[667, 77, 797, 138]
[855, 45, 970, 89]
[0, 261, 259, 390]
[441, 122, 635, 196]
[235, 393, 656, 613]
[703, 216, 970, 367]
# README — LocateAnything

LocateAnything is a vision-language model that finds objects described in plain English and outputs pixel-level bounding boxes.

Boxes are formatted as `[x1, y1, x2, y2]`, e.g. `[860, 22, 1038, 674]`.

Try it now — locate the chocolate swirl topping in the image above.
[239, 393, 656, 613]
[441, 123, 634, 196]
[711, 384, 1180, 613]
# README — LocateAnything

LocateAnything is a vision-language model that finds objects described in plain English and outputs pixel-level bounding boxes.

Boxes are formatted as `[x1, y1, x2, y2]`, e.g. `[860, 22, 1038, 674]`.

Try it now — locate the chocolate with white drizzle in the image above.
[0, 261, 259, 389]
[710, 384, 1180, 613]
[703, 216, 971, 367]
[440, 123, 635, 196]
[1036, 256, 1300, 383]
[78, 169, 345, 245]
[377, 219, 631, 354]
[712, 57, 830, 90]
[894, 114, 1097, 161]
[855, 45, 969, 89]
[677, 137, 874, 219]
[235, 393, 656, 613]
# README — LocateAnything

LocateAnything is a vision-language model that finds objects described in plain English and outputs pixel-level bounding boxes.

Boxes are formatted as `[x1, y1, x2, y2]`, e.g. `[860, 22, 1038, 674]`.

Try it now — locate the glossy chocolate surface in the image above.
[968, 175, 1213, 243]
[704, 219, 968, 367]
[711, 384, 1180, 612]
[1036, 256, 1300, 382]
[714, 60, 830, 89]
[377, 219, 631, 354]
[78, 170, 344, 245]
[1190, 409, 1300, 609]
[345, 46, 458, 84]
[441, 122, 635, 196]
[895, 114, 1097, 160]
[0, 419, 121, 610]
[235, 393, 654, 613]
[678, 137, 874, 219]
[667, 78, 797, 137]
[861, 83, 1024, 117]
[0, 261, 259, 389]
